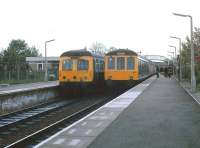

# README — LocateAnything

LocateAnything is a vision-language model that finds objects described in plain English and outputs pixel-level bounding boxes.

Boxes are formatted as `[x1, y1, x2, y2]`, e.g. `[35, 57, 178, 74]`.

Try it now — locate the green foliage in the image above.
[181, 27, 200, 82]
[2, 39, 40, 62]
[90, 42, 106, 54]
[0, 39, 41, 83]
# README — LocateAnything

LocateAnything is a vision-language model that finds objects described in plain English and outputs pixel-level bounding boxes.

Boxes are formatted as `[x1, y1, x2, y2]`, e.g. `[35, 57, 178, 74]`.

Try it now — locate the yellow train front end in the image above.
[104, 49, 139, 88]
[59, 49, 105, 95]
[59, 56, 94, 85]
[104, 56, 139, 81]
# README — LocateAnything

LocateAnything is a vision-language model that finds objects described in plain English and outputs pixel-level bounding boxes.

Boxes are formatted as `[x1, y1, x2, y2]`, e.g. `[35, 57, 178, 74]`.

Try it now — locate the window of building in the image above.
[63, 59, 72, 70]
[38, 63, 43, 71]
[117, 57, 125, 70]
[127, 57, 134, 70]
[77, 59, 89, 70]
[108, 57, 115, 70]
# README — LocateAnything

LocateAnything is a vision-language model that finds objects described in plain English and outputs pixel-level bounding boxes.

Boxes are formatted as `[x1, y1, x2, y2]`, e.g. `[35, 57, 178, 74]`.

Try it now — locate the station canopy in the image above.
[144, 55, 169, 66]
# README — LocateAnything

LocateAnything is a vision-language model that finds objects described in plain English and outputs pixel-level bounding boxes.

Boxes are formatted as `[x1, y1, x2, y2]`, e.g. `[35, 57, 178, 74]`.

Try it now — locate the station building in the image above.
[26, 57, 59, 71]
[26, 57, 59, 80]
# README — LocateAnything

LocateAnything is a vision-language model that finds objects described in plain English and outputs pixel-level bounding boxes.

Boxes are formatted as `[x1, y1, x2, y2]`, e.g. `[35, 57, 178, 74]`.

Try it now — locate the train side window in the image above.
[63, 59, 72, 70]
[117, 57, 125, 70]
[77, 59, 89, 70]
[108, 57, 115, 70]
[127, 57, 134, 70]
[139, 60, 142, 74]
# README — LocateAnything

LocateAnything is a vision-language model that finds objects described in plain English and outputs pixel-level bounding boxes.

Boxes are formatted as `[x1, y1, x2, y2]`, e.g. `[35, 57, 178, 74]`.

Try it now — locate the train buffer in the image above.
[36, 76, 200, 148]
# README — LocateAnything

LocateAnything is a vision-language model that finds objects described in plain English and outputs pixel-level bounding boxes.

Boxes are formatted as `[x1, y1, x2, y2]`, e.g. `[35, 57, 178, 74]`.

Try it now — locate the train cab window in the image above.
[108, 57, 115, 70]
[117, 57, 125, 70]
[127, 57, 134, 70]
[63, 59, 72, 70]
[77, 59, 89, 70]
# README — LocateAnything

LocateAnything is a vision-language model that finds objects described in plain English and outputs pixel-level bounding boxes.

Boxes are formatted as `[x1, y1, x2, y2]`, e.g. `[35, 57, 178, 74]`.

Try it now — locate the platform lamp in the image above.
[168, 45, 177, 77]
[170, 36, 182, 81]
[173, 13, 196, 92]
[44, 39, 55, 81]
[168, 45, 177, 58]
[168, 51, 175, 75]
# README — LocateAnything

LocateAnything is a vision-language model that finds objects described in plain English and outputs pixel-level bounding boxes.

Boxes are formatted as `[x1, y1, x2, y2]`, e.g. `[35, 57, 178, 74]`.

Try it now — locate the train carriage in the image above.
[59, 49, 104, 90]
[104, 49, 155, 87]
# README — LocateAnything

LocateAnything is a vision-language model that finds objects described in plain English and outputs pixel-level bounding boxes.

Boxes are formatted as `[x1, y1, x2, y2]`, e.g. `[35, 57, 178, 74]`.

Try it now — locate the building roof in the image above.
[144, 55, 169, 62]
[26, 57, 59, 62]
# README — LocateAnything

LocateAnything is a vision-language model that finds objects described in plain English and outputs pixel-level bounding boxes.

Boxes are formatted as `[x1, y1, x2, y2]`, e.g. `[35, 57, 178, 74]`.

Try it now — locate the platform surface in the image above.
[88, 76, 200, 148]
[36, 76, 200, 148]
[0, 81, 58, 95]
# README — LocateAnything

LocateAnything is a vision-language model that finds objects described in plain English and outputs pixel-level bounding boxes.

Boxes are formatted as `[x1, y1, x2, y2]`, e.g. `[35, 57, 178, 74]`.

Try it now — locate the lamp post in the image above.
[169, 45, 177, 77]
[170, 36, 182, 81]
[173, 13, 196, 92]
[44, 39, 55, 81]
[168, 51, 175, 75]
[169, 45, 177, 57]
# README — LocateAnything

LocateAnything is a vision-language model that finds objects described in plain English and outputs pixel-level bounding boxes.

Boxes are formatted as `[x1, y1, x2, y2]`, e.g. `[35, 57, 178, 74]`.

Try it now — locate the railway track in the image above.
[0, 100, 75, 130]
[3, 90, 125, 148]
[0, 77, 149, 147]
[0, 98, 84, 147]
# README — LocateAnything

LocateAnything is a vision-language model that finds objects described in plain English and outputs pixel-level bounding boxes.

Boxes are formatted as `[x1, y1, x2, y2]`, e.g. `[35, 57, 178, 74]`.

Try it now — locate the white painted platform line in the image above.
[35, 76, 156, 148]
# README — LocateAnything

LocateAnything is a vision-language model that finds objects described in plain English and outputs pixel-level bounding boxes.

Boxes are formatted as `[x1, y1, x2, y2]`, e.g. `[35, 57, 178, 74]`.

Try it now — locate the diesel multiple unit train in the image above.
[104, 49, 155, 86]
[59, 49, 104, 89]
[59, 49, 156, 88]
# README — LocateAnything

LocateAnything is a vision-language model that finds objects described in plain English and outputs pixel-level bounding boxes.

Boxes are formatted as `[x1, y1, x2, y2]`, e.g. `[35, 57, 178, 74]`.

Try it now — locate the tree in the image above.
[181, 27, 200, 83]
[0, 49, 3, 61]
[90, 42, 106, 54]
[1, 39, 40, 80]
[3, 39, 40, 62]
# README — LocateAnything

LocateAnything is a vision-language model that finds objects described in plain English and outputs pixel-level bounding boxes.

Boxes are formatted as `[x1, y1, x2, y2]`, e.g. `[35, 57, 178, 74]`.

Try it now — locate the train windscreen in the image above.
[117, 57, 125, 70]
[127, 57, 135, 70]
[77, 59, 89, 70]
[108, 57, 115, 70]
[63, 59, 72, 70]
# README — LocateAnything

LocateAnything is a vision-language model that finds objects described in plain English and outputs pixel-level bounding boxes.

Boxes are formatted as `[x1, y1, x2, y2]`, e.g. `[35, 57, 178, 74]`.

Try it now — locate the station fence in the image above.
[0, 62, 45, 84]
[180, 63, 200, 91]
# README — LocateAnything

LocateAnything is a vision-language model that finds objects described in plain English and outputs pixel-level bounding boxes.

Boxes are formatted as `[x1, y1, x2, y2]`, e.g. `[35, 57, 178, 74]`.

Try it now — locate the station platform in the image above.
[0, 81, 58, 95]
[36, 76, 200, 148]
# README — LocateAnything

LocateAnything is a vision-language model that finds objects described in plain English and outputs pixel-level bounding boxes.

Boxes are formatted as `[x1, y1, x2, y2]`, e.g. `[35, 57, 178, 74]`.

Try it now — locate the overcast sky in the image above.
[0, 0, 200, 58]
